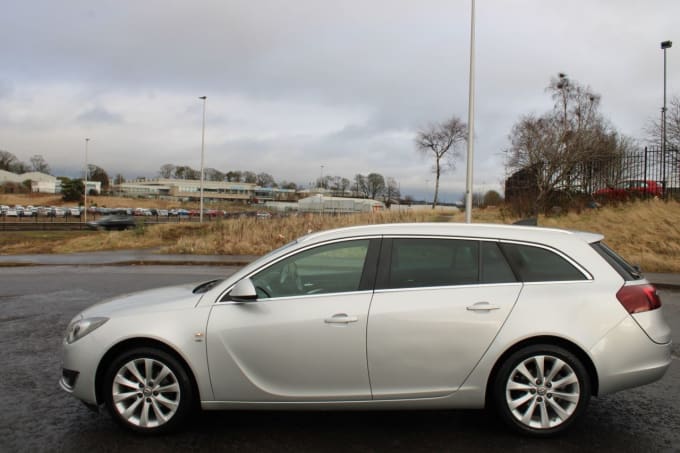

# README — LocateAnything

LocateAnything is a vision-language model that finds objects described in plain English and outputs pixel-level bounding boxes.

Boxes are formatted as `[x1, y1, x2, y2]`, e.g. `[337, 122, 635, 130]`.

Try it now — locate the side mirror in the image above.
[229, 278, 258, 303]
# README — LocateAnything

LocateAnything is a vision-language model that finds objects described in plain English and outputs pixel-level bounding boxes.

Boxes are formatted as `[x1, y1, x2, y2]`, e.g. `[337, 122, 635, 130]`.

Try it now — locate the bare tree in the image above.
[366, 173, 385, 199]
[645, 95, 680, 149]
[384, 177, 400, 206]
[242, 171, 257, 184]
[645, 95, 680, 174]
[173, 165, 199, 180]
[88, 164, 110, 192]
[205, 168, 225, 182]
[0, 150, 18, 171]
[226, 171, 242, 182]
[415, 116, 467, 208]
[159, 164, 175, 179]
[505, 74, 630, 214]
[354, 174, 369, 198]
[256, 172, 276, 187]
[29, 155, 51, 174]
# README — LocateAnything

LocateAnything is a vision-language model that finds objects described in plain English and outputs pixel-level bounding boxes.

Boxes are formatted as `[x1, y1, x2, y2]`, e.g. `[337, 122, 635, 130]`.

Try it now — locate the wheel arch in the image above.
[94, 337, 200, 406]
[484, 335, 599, 408]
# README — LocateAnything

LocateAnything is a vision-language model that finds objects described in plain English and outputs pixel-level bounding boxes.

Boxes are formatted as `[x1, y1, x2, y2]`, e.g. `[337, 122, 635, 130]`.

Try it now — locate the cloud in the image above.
[77, 106, 123, 124]
[0, 0, 678, 200]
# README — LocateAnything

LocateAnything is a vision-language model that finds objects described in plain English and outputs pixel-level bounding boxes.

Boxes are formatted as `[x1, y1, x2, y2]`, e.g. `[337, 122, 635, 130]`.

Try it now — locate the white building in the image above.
[298, 195, 385, 213]
[0, 170, 61, 193]
[113, 178, 296, 202]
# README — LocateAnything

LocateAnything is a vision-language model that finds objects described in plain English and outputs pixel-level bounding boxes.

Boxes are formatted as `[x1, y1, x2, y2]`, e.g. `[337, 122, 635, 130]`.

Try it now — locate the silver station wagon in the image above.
[60, 223, 672, 436]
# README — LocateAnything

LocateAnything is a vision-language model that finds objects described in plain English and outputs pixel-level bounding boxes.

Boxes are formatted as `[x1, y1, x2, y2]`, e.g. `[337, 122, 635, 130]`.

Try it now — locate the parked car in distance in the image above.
[60, 223, 671, 436]
[157, 209, 169, 217]
[86, 215, 136, 231]
[594, 179, 663, 201]
[134, 208, 152, 216]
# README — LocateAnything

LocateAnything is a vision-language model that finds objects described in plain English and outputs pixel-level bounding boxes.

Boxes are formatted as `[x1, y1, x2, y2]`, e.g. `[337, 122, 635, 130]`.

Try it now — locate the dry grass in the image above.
[0, 231, 94, 254]
[2, 200, 679, 273]
[538, 200, 680, 272]
[0, 193, 63, 207]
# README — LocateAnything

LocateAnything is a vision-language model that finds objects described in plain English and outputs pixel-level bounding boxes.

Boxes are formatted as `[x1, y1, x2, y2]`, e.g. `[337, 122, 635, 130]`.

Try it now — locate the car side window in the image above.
[251, 240, 370, 299]
[500, 243, 586, 282]
[387, 238, 479, 289]
[480, 241, 517, 283]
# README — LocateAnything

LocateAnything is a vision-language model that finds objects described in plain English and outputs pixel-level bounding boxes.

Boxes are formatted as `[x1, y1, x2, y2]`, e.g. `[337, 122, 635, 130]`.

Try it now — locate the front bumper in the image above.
[59, 337, 103, 406]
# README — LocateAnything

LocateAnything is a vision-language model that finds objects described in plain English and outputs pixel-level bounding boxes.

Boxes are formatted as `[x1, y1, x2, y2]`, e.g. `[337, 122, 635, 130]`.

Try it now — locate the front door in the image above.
[207, 238, 377, 402]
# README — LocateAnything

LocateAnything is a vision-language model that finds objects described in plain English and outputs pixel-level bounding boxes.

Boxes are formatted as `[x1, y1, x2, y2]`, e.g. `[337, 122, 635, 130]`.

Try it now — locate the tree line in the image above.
[417, 73, 677, 214]
[158, 163, 402, 204]
[0, 151, 51, 174]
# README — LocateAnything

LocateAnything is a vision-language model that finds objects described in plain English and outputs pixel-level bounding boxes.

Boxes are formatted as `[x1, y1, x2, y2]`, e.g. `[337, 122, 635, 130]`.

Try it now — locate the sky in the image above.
[1, 0, 678, 202]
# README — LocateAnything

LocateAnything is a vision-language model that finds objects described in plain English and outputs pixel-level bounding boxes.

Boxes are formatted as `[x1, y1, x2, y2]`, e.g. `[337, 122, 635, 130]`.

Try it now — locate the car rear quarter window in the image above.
[591, 241, 641, 281]
[500, 242, 587, 282]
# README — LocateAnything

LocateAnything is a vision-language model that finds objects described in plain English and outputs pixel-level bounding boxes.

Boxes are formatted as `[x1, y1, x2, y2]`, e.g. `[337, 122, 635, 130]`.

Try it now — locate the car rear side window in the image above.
[500, 243, 587, 282]
[388, 238, 479, 288]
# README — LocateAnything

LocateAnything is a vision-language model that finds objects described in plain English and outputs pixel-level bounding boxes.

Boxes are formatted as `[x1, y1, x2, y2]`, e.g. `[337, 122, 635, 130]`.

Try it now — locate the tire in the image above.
[493, 344, 590, 437]
[103, 347, 196, 434]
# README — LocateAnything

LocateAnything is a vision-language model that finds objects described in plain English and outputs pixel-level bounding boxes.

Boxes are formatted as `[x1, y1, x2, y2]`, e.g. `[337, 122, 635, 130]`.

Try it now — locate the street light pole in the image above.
[84, 138, 89, 223]
[661, 40, 672, 199]
[464, 0, 476, 223]
[199, 96, 207, 223]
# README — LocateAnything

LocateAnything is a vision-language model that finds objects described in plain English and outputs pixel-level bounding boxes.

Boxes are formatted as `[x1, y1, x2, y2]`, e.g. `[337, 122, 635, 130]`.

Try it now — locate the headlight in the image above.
[65, 317, 108, 344]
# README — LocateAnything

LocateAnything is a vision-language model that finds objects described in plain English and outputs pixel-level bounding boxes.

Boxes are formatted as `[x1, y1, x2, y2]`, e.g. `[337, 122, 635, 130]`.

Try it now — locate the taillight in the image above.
[616, 284, 662, 314]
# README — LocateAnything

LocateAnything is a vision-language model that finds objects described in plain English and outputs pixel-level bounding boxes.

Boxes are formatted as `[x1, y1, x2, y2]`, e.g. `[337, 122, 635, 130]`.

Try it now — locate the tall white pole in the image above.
[464, 0, 476, 223]
[84, 138, 89, 223]
[661, 41, 672, 198]
[199, 96, 207, 223]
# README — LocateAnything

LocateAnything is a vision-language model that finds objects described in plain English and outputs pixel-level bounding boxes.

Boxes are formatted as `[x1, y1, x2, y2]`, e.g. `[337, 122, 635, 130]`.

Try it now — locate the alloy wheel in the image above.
[111, 357, 181, 428]
[504, 354, 580, 430]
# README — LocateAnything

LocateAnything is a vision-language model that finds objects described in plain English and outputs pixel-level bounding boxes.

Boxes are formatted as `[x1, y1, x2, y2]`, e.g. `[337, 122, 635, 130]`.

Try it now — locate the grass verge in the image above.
[1, 201, 678, 273]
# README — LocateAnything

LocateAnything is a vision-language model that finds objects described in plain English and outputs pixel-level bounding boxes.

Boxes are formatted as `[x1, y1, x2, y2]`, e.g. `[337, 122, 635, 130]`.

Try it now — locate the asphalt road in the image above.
[1, 265, 678, 453]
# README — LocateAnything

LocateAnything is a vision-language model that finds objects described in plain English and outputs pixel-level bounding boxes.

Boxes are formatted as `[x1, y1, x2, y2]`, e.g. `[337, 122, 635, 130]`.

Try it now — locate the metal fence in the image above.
[505, 146, 680, 215]
[582, 146, 680, 198]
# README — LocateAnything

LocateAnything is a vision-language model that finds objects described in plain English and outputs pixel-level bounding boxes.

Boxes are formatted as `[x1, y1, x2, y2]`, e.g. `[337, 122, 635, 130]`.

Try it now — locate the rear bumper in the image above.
[590, 316, 672, 395]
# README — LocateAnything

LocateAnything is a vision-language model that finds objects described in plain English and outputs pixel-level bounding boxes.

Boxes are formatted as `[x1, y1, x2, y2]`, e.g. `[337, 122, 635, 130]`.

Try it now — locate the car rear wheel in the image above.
[493, 344, 590, 436]
[103, 347, 195, 434]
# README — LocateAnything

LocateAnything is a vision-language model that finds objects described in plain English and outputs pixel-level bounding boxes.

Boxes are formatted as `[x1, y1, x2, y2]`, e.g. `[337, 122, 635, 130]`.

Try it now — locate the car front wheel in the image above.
[103, 347, 195, 434]
[493, 344, 590, 436]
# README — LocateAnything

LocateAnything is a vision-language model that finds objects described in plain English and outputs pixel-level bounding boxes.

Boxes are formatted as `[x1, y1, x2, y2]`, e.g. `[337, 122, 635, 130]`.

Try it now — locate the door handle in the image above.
[466, 302, 501, 312]
[324, 313, 359, 324]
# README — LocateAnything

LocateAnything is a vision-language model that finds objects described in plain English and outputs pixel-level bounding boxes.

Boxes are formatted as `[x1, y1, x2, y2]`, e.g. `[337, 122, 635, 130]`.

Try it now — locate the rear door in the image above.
[367, 238, 522, 399]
